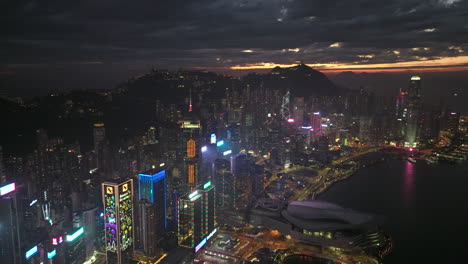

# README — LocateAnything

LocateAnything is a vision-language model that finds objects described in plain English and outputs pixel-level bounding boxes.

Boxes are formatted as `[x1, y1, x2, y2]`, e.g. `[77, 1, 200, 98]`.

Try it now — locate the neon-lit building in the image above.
[177, 189, 204, 249]
[404, 76, 423, 148]
[0, 182, 21, 264]
[24, 244, 42, 264]
[394, 87, 408, 141]
[101, 179, 134, 264]
[137, 169, 166, 256]
[311, 112, 322, 142]
[177, 181, 216, 253]
[65, 226, 86, 264]
[202, 181, 216, 237]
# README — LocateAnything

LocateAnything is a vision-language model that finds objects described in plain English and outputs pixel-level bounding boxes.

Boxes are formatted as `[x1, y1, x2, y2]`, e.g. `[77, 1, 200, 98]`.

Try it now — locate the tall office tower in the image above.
[404, 76, 423, 148]
[177, 181, 217, 253]
[137, 169, 166, 255]
[147, 126, 157, 144]
[212, 159, 233, 207]
[311, 112, 322, 142]
[0, 183, 21, 264]
[395, 87, 408, 139]
[281, 90, 290, 121]
[101, 179, 134, 264]
[177, 189, 204, 249]
[93, 123, 106, 169]
[201, 181, 216, 237]
[292, 97, 305, 125]
[446, 111, 460, 134]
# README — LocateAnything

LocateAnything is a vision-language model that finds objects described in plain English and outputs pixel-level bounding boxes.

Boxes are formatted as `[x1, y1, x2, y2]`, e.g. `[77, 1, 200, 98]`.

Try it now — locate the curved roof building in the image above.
[282, 200, 382, 232]
[250, 199, 386, 249]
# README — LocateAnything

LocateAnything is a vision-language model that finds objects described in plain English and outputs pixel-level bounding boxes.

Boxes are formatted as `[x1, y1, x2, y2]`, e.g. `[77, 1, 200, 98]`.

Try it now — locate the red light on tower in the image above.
[287, 118, 295, 123]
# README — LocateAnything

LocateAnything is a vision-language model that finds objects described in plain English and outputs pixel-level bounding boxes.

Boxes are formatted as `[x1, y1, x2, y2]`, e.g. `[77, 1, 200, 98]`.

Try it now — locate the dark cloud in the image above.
[0, 0, 467, 94]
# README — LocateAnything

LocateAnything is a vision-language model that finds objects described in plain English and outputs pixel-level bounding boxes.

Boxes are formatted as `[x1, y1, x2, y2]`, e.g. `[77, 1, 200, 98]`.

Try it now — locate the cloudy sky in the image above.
[1, 0, 468, 95]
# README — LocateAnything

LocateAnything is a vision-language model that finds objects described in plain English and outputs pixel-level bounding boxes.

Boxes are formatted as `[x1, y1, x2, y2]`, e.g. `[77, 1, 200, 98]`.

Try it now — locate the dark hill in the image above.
[267, 63, 348, 97]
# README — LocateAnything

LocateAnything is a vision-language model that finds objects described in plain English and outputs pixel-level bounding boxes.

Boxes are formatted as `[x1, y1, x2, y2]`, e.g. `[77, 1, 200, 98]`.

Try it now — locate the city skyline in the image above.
[1, 1, 467, 264]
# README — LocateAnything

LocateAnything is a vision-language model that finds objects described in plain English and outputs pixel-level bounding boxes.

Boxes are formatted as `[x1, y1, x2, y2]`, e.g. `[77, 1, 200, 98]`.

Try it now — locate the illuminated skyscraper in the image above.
[212, 159, 234, 207]
[137, 169, 166, 255]
[395, 87, 408, 140]
[311, 112, 322, 142]
[201, 181, 216, 237]
[0, 182, 21, 264]
[404, 76, 422, 148]
[101, 179, 134, 264]
[177, 189, 204, 249]
[177, 181, 216, 253]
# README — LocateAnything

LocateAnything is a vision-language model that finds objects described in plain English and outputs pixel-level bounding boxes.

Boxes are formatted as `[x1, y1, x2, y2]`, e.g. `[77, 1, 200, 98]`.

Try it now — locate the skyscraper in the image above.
[0, 182, 21, 264]
[404, 76, 422, 148]
[177, 189, 204, 250]
[137, 169, 167, 255]
[93, 123, 106, 170]
[201, 181, 216, 237]
[147, 126, 157, 144]
[311, 112, 322, 142]
[212, 159, 234, 207]
[177, 181, 216, 253]
[101, 179, 134, 264]
[395, 87, 408, 140]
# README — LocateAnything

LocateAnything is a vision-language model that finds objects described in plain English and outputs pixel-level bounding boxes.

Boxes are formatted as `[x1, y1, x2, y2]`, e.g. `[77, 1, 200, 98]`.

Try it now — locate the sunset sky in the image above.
[1, 0, 467, 95]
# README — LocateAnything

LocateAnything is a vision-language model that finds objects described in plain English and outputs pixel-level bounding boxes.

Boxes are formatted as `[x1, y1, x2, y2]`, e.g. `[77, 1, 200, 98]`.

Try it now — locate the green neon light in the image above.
[204, 181, 212, 189]
[66, 227, 84, 242]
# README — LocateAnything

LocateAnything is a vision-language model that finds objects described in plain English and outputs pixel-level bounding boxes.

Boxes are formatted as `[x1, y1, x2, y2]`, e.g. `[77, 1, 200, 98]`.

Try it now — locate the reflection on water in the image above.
[403, 161, 414, 207]
[319, 160, 468, 264]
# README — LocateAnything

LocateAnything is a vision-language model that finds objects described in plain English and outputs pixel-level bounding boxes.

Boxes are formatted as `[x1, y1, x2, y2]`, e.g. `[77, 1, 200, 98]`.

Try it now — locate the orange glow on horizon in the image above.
[229, 56, 468, 73]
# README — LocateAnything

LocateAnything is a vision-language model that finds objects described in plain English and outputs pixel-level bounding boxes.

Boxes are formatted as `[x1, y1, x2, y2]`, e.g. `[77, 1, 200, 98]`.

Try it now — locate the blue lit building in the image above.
[138, 169, 167, 256]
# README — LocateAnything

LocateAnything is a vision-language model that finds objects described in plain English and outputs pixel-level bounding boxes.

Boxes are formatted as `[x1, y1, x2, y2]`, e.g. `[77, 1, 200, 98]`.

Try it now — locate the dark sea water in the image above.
[318, 160, 468, 264]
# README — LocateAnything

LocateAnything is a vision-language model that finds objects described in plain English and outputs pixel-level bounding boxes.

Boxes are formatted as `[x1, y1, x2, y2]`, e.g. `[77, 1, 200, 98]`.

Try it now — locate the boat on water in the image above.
[425, 156, 438, 164]
[407, 157, 417, 163]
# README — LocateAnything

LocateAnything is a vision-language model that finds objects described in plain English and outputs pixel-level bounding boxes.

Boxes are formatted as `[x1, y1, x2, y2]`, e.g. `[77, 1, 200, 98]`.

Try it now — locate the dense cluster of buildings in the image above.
[1, 64, 466, 263]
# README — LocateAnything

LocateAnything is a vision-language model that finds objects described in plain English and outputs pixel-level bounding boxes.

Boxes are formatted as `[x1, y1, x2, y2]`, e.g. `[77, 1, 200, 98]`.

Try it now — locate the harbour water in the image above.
[319, 160, 468, 263]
